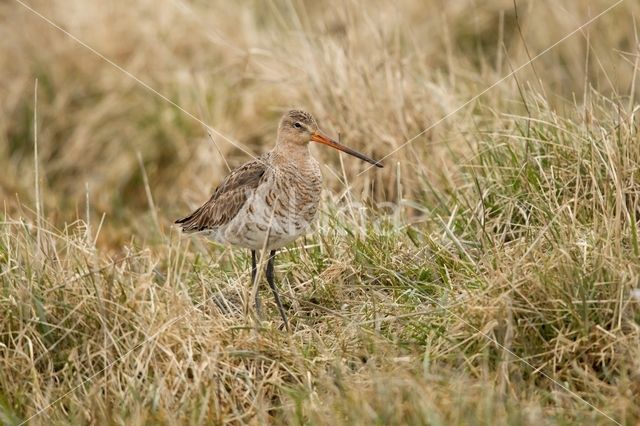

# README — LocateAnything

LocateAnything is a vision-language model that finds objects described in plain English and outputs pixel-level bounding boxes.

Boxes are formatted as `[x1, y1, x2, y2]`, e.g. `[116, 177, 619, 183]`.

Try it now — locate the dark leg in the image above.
[265, 249, 289, 331]
[251, 250, 261, 318]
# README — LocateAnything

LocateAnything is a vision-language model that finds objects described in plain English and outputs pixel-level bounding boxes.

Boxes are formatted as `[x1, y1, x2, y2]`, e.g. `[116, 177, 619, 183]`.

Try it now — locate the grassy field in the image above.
[1, 0, 640, 424]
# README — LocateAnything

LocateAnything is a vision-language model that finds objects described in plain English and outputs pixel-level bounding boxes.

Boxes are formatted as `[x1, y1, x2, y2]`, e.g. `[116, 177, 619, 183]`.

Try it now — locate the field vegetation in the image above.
[1, 0, 639, 424]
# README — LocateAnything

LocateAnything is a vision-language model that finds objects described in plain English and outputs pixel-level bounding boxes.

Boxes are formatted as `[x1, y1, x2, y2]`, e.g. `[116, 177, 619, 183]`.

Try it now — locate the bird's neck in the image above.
[272, 141, 311, 165]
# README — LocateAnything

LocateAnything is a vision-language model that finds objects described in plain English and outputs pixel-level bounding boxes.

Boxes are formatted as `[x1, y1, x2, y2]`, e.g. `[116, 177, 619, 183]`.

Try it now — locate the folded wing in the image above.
[175, 154, 270, 232]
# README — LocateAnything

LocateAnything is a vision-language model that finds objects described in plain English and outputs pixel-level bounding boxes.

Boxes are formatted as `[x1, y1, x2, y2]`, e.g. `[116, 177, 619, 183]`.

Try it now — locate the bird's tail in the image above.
[174, 207, 204, 233]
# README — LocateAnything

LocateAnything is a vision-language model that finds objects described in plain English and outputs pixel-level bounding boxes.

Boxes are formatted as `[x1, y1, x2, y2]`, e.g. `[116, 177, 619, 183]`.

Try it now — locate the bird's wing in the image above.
[175, 154, 271, 232]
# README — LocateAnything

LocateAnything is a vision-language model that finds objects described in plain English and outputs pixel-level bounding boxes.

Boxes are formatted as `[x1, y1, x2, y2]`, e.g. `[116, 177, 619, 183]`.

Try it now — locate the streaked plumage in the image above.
[176, 109, 383, 330]
[175, 150, 321, 251]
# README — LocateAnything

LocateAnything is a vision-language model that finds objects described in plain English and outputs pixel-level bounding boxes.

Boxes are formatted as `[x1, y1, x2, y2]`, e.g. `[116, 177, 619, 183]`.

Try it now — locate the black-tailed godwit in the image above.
[175, 110, 383, 329]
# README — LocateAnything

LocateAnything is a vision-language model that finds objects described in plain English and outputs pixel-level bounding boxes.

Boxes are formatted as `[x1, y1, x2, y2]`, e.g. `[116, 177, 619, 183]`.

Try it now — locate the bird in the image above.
[175, 109, 383, 330]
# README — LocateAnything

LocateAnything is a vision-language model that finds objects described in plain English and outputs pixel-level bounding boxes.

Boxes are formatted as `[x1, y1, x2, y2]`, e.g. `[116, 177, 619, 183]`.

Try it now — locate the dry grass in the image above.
[1, 0, 639, 424]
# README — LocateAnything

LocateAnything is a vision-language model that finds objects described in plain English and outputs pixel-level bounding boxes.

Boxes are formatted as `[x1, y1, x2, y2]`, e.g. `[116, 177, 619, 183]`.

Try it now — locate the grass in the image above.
[1, 0, 640, 424]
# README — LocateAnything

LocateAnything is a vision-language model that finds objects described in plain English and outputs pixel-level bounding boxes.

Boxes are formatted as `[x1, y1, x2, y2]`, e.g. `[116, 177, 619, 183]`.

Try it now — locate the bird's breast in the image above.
[223, 162, 322, 250]
[271, 163, 322, 222]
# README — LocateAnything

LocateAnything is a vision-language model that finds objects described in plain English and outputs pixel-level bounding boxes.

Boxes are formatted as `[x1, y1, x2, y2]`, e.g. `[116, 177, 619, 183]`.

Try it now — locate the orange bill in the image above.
[311, 131, 383, 168]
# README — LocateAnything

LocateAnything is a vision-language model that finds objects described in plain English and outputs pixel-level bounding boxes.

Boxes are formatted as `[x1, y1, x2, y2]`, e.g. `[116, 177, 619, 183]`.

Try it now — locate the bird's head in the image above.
[277, 109, 383, 168]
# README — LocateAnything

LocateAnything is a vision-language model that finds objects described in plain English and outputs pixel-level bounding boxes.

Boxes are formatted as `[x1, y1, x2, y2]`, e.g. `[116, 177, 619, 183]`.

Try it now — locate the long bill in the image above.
[311, 131, 383, 168]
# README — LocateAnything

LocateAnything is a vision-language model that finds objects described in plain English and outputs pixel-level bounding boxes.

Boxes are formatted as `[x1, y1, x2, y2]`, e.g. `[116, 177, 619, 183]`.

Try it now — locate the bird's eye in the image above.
[293, 122, 303, 129]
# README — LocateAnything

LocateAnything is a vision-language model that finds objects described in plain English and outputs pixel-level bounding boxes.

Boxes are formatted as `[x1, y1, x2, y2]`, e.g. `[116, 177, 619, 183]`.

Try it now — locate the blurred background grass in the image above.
[1, 0, 637, 242]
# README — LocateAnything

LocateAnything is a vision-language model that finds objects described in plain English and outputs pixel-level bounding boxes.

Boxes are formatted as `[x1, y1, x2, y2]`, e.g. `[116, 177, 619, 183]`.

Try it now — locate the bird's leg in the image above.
[251, 250, 262, 318]
[266, 249, 289, 331]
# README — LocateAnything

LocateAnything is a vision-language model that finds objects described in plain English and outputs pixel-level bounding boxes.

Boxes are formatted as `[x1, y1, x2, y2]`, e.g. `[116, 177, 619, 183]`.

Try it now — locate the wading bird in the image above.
[175, 110, 383, 330]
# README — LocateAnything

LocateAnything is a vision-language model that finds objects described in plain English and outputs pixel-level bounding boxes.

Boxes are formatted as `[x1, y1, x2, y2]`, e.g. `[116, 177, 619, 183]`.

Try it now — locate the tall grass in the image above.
[1, 0, 639, 424]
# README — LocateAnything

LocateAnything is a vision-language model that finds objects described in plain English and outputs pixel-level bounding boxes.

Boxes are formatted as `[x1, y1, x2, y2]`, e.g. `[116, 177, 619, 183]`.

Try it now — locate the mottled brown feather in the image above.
[175, 154, 270, 232]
